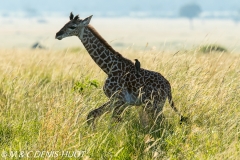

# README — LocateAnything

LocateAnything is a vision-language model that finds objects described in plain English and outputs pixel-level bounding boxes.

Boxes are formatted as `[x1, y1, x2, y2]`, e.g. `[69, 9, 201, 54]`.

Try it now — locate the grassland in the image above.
[0, 47, 239, 159]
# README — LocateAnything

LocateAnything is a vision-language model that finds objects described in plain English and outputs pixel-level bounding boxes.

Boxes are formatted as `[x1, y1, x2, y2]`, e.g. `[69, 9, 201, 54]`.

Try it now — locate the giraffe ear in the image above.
[82, 15, 93, 26]
[70, 12, 74, 20]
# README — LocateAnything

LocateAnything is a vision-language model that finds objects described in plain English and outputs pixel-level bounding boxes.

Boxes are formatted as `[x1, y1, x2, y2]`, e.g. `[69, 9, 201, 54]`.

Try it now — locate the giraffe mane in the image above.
[87, 24, 134, 65]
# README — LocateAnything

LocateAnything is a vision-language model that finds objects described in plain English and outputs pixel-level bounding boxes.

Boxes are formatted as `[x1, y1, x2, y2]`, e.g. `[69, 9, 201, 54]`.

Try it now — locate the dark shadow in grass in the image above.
[38, 74, 52, 87]
[118, 116, 175, 158]
[85, 108, 191, 159]
[0, 124, 13, 146]
[125, 112, 191, 156]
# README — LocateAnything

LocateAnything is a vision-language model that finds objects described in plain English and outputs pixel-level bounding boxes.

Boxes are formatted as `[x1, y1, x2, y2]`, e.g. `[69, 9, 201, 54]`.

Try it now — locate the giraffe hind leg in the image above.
[111, 101, 127, 122]
[142, 100, 166, 127]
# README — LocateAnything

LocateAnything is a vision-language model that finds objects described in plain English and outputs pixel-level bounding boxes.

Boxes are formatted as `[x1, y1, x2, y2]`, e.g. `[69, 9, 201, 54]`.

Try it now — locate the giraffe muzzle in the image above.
[55, 31, 64, 40]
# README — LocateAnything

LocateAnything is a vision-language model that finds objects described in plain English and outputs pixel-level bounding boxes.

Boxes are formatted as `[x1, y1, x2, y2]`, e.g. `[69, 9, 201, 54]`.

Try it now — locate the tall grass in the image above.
[0, 48, 239, 159]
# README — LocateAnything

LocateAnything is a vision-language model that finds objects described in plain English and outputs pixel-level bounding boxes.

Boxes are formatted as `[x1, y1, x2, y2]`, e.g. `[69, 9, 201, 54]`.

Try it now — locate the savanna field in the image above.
[0, 46, 239, 159]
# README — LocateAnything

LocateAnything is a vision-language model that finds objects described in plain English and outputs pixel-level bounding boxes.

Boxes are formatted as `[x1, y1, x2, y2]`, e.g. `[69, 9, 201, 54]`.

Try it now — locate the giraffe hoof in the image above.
[87, 112, 95, 125]
[87, 117, 94, 126]
[112, 116, 122, 123]
[180, 116, 189, 124]
[117, 117, 123, 122]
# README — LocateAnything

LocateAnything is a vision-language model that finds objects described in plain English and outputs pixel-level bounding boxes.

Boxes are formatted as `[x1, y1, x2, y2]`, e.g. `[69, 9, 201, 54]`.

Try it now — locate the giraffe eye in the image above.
[69, 26, 76, 29]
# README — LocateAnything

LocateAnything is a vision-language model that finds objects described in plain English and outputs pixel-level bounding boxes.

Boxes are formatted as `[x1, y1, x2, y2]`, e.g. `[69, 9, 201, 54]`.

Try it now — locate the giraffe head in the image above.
[55, 12, 92, 40]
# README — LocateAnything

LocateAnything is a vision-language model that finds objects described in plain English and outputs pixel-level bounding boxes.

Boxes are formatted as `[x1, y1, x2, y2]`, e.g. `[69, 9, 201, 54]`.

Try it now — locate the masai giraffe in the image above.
[55, 12, 186, 125]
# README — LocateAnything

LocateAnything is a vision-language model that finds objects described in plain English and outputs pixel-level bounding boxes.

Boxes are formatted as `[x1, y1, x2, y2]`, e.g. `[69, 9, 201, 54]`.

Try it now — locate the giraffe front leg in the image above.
[111, 101, 127, 122]
[87, 101, 111, 125]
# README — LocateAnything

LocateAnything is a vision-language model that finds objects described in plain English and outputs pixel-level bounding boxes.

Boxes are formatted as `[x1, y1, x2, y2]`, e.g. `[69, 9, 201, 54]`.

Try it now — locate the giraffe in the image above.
[55, 12, 186, 125]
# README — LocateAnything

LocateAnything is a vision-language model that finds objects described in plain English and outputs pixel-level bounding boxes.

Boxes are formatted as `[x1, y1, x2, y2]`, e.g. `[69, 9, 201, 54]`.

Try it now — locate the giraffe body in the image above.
[56, 13, 185, 125]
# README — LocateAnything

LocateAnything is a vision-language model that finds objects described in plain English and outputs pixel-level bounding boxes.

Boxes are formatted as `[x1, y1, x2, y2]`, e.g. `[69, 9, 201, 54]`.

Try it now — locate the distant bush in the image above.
[31, 42, 46, 49]
[63, 47, 83, 53]
[199, 44, 228, 53]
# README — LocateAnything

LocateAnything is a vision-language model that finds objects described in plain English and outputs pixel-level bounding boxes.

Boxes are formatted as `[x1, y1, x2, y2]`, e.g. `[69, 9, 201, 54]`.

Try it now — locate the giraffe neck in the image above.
[78, 25, 133, 75]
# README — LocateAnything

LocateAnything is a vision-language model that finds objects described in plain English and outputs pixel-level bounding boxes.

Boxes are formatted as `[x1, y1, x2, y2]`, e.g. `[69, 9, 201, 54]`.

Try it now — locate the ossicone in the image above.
[70, 12, 74, 20]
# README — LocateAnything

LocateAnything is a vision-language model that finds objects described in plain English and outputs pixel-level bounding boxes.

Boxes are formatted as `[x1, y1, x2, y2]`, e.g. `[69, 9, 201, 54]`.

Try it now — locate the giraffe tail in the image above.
[167, 91, 188, 123]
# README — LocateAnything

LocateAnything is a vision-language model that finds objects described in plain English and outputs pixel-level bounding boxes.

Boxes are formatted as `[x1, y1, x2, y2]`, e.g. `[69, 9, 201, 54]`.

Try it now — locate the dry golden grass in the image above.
[0, 48, 239, 159]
